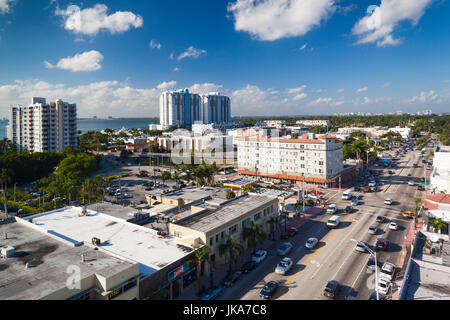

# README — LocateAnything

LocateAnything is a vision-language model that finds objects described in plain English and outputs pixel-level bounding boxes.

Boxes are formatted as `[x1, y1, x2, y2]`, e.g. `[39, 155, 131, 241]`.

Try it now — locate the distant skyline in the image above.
[1, 0, 450, 118]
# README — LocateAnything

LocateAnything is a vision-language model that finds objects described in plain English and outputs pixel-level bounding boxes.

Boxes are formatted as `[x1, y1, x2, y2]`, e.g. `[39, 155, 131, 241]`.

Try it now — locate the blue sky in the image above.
[0, 0, 449, 118]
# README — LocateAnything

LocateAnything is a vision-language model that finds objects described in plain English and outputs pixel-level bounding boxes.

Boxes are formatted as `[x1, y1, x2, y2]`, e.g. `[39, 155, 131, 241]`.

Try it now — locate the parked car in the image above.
[277, 242, 293, 256]
[377, 278, 392, 295]
[380, 262, 396, 281]
[389, 222, 398, 230]
[355, 241, 369, 253]
[259, 281, 279, 299]
[305, 237, 319, 249]
[241, 261, 257, 273]
[376, 238, 390, 251]
[323, 280, 341, 299]
[252, 250, 268, 263]
[351, 198, 359, 206]
[384, 198, 393, 205]
[288, 227, 298, 237]
[368, 226, 378, 235]
[223, 271, 242, 287]
[366, 258, 383, 272]
[275, 257, 293, 275]
[345, 206, 353, 213]
[200, 285, 223, 300]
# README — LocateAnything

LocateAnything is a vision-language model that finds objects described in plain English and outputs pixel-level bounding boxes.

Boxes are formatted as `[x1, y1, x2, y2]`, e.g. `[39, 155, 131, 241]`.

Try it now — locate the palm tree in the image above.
[161, 171, 171, 185]
[413, 197, 421, 228]
[218, 236, 244, 273]
[190, 245, 212, 293]
[242, 222, 266, 254]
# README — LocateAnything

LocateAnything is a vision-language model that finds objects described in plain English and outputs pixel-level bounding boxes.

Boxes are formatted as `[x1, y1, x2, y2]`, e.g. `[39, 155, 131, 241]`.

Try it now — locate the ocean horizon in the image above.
[0, 119, 156, 141]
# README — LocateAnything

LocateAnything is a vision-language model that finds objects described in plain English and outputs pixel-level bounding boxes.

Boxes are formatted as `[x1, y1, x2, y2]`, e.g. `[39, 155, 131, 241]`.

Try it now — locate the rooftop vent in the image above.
[92, 237, 101, 246]
[1, 245, 15, 258]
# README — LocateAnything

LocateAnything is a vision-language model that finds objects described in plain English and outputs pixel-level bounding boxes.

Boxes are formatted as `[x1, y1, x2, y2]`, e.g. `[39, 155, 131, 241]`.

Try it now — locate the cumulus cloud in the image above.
[44, 50, 104, 72]
[173, 67, 180, 72]
[299, 43, 308, 51]
[408, 90, 439, 103]
[156, 81, 176, 91]
[311, 89, 327, 93]
[149, 40, 161, 50]
[293, 93, 308, 101]
[352, 0, 433, 47]
[287, 85, 307, 94]
[188, 83, 223, 95]
[309, 97, 333, 105]
[177, 46, 207, 61]
[227, 0, 335, 41]
[55, 4, 143, 36]
[337, 88, 345, 93]
[356, 86, 369, 93]
[381, 82, 391, 88]
[0, 0, 15, 14]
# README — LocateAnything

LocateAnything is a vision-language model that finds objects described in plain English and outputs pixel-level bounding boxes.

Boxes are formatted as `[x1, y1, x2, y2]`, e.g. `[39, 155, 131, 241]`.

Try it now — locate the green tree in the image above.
[218, 236, 244, 273]
[190, 245, 212, 293]
[161, 171, 171, 185]
[226, 190, 236, 200]
[242, 222, 266, 254]
[241, 184, 255, 193]
[266, 216, 278, 241]
[56, 153, 99, 183]
[428, 218, 447, 234]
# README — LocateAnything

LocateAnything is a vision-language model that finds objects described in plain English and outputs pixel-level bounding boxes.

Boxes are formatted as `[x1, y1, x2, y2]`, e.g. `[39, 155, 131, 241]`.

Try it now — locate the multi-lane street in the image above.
[219, 143, 429, 300]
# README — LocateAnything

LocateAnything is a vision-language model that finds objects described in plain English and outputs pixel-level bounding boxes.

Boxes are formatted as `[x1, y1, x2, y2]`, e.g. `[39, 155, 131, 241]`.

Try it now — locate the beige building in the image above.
[0, 220, 140, 300]
[168, 193, 279, 267]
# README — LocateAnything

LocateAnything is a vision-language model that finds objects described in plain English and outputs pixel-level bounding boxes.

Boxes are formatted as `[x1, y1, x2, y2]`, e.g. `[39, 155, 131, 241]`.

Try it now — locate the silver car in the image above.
[355, 241, 369, 253]
[368, 226, 377, 235]
[277, 242, 293, 256]
[275, 257, 293, 275]
[305, 238, 319, 250]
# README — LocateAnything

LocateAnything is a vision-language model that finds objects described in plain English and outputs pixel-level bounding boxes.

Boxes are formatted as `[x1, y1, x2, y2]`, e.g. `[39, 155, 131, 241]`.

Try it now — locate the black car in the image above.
[345, 206, 353, 213]
[323, 280, 341, 299]
[376, 238, 390, 251]
[376, 216, 386, 223]
[223, 271, 242, 287]
[241, 261, 257, 273]
[259, 281, 279, 299]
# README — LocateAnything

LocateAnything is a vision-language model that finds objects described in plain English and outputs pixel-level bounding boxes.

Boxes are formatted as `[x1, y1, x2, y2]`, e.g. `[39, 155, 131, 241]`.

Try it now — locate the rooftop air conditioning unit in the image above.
[92, 237, 101, 246]
[1, 245, 15, 258]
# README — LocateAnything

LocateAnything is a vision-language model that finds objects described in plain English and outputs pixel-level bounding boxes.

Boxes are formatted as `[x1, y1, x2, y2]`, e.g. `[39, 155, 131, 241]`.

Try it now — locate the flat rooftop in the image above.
[176, 194, 276, 233]
[401, 231, 450, 300]
[19, 206, 193, 278]
[86, 202, 142, 221]
[0, 221, 136, 300]
[162, 187, 227, 202]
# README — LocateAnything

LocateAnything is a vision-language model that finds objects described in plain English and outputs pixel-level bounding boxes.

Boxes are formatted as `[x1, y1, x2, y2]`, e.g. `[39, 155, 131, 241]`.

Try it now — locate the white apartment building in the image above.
[159, 90, 230, 129]
[430, 146, 450, 194]
[6, 97, 77, 153]
[237, 133, 344, 187]
[295, 120, 330, 127]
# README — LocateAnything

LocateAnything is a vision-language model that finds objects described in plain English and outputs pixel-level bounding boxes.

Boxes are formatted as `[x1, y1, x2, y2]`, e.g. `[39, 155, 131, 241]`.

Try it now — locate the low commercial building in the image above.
[0, 220, 140, 300]
[423, 194, 450, 235]
[295, 120, 330, 127]
[168, 193, 279, 268]
[430, 146, 450, 194]
[237, 133, 346, 188]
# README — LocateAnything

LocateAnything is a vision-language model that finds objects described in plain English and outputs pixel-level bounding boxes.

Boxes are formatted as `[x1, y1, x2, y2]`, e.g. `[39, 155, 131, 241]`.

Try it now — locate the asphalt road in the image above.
[218, 144, 427, 300]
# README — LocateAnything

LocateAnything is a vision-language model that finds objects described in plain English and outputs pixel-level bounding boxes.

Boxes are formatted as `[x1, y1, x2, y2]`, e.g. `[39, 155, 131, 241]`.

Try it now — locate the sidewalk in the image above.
[174, 206, 324, 300]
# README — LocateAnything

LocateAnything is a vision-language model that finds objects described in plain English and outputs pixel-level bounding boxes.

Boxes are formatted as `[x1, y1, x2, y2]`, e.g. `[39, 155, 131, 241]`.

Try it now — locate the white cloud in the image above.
[408, 90, 439, 103]
[173, 67, 180, 72]
[149, 40, 161, 50]
[169, 52, 175, 60]
[287, 85, 307, 94]
[188, 83, 223, 95]
[356, 86, 369, 93]
[0, 0, 15, 14]
[299, 43, 308, 51]
[44, 50, 104, 72]
[55, 4, 143, 36]
[337, 88, 345, 93]
[227, 0, 335, 41]
[309, 97, 333, 105]
[381, 82, 391, 88]
[293, 93, 308, 101]
[177, 46, 207, 61]
[352, 0, 433, 47]
[156, 81, 176, 91]
[362, 97, 371, 104]
[331, 100, 345, 106]
[311, 89, 327, 93]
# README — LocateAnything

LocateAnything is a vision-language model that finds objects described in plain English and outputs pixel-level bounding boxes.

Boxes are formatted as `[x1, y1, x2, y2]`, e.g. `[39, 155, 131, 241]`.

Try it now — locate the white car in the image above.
[380, 262, 396, 281]
[408, 181, 415, 186]
[389, 222, 398, 231]
[305, 238, 319, 250]
[377, 278, 392, 295]
[275, 257, 293, 275]
[368, 226, 378, 235]
[384, 198, 393, 205]
[252, 250, 268, 264]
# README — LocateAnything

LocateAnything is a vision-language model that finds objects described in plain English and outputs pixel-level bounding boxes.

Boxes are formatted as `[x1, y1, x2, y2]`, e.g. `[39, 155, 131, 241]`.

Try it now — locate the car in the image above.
[200, 285, 223, 300]
[402, 211, 414, 219]
[407, 173, 412, 177]
[241, 261, 257, 273]
[376, 238, 390, 251]
[377, 278, 392, 295]
[368, 226, 378, 235]
[388, 170, 394, 175]
[252, 250, 268, 263]
[369, 181, 376, 187]
[380, 262, 396, 281]
[305, 237, 319, 249]
[408, 181, 415, 186]
[376, 216, 386, 223]
[345, 206, 353, 213]
[384, 198, 393, 205]
[363, 186, 371, 193]
[389, 222, 398, 230]
[355, 241, 369, 253]
[275, 257, 294, 275]
[351, 199, 358, 206]
[223, 271, 242, 287]
[288, 227, 298, 237]
[366, 258, 383, 272]
[277, 242, 293, 256]
[323, 280, 341, 299]
[259, 281, 279, 299]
